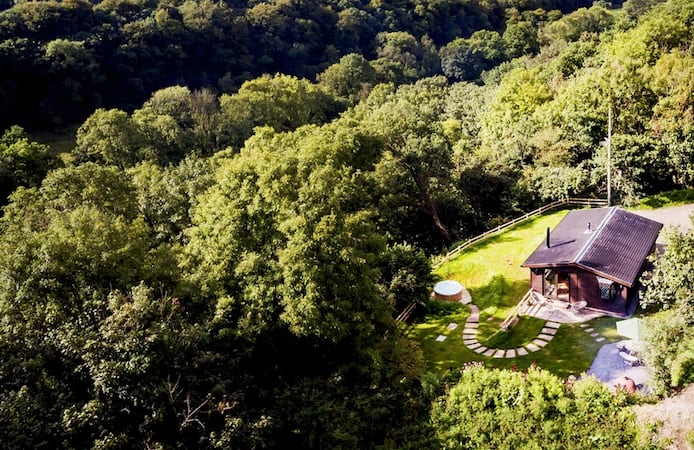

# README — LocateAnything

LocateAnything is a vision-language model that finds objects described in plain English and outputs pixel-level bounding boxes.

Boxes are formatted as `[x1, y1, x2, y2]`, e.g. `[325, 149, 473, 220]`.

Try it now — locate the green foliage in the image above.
[641, 220, 694, 393]
[431, 366, 643, 449]
[540, 5, 615, 45]
[75, 108, 143, 168]
[379, 242, 436, 311]
[440, 30, 507, 82]
[3, 0, 694, 447]
[219, 74, 340, 149]
[0, 125, 58, 204]
[317, 53, 377, 105]
[129, 155, 216, 243]
[503, 20, 539, 58]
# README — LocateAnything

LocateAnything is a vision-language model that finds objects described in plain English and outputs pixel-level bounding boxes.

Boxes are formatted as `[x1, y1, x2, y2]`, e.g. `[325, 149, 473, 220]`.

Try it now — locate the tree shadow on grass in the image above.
[639, 189, 694, 209]
[470, 275, 529, 312]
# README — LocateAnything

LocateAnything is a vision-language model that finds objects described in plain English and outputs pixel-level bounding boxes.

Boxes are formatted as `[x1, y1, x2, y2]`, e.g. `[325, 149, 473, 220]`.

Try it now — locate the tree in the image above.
[359, 78, 458, 248]
[218, 74, 340, 149]
[439, 30, 507, 82]
[0, 125, 58, 204]
[182, 122, 429, 448]
[540, 6, 615, 45]
[372, 31, 440, 85]
[317, 53, 377, 105]
[649, 50, 694, 187]
[0, 163, 168, 448]
[74, 108, 143, 168]
[129, 155, 216, 244]
[378, 242, 435, 312]
[502, 20, 539, 58]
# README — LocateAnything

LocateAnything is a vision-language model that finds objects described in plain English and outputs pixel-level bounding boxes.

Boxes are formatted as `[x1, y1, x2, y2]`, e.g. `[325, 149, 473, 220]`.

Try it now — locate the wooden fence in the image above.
[432, 198, 607, 269]
[500, 289, 533, 331]
[396, 198, 607, 323]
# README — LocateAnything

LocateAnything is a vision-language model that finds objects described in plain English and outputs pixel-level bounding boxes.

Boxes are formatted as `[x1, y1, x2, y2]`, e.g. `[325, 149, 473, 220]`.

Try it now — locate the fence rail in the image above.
[395, 301, 417, 323]
[397, 198, 607, 323]
[433, 198, 607, 268]
[500, 289, 533, 330]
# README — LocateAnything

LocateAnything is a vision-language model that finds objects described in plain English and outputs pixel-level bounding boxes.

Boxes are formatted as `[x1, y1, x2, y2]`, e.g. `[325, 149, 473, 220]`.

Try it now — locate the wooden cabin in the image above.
[521, 207, 662, 317]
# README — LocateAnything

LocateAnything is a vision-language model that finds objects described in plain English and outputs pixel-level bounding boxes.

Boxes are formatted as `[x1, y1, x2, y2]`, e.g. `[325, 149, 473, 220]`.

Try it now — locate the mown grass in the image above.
[634, 189, 694, 209]
[406, 208, 624, 379]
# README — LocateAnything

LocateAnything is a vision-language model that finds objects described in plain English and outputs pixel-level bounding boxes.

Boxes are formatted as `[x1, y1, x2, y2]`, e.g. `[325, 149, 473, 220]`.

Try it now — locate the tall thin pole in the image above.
[607, 104, 612, 207]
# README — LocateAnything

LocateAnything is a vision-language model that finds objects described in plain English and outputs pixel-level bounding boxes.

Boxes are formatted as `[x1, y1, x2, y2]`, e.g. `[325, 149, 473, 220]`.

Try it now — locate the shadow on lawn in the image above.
[638, 189, 694, 209]
[469, 275, 529, 313]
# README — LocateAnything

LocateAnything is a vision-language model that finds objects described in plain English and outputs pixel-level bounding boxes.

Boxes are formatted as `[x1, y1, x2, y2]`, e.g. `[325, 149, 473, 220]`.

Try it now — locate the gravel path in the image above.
[632, 204, 694, 243]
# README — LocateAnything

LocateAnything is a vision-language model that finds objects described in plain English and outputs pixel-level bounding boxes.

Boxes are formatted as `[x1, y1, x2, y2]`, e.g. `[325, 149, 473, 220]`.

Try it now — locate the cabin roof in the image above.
[521, 207, 662, 287]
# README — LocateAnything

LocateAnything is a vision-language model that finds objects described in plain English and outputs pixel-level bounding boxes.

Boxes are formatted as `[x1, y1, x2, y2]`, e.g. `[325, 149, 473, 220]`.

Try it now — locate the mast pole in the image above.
[607, 104, 612, 207]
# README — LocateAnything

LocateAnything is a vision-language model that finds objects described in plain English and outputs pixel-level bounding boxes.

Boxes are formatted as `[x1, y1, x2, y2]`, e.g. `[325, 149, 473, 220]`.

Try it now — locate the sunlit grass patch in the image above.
[407, 208, 622, 378]
[482, 316, 546, 349]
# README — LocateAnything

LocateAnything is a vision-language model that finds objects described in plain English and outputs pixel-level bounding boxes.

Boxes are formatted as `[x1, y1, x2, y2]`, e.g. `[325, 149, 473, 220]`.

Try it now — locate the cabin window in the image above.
[597, 276, 620, 300]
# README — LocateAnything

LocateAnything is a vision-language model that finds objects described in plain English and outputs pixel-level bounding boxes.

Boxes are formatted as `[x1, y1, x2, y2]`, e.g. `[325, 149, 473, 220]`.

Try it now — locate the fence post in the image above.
[432, 198, 607, 268]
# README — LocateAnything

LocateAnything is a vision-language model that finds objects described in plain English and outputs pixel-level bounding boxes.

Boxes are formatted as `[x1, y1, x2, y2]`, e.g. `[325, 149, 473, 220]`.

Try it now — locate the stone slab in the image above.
[467, 342, 482, 350]
[541, 327, 557, 335]
[595, 337, 605, 342]
[463, 339, 478, 346]
[517, 347, 529, 356]
[436, 335, 446, 342]
[585, 328, 594, 332]
[533, 339, 549, 347]
[537, 334, 555, 341]
[465, 322, 479, 328]
[493, 350, 505, 358]
[446, 323, 458, 331]
[483, 349, 496, 357]
[474, 346, 488, 354]
[526, 343, 541, 352]
[546, 321, 561, 329]
[590, 332, 599, 337]
[506, 349, 516, 358]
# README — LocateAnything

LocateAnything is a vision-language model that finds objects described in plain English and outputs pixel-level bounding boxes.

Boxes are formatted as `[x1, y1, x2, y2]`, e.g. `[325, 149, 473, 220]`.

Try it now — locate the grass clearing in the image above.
[406, 208, 623, 379]
[634, 189, 694, 209]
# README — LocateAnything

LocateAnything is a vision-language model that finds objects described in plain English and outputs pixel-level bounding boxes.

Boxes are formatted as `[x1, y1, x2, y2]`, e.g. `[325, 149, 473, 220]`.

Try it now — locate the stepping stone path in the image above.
[458, 303, 563, 358]
[579, 322, 606, 343]
[441, 296, 608, 358]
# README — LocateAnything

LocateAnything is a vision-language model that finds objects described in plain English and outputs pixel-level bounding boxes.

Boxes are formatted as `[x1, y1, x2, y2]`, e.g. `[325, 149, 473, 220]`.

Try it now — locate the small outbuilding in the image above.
[521, 207, 662, 317]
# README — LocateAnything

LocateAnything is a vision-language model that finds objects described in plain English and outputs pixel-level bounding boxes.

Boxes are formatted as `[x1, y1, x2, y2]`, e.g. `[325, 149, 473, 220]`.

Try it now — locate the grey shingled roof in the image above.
[522, 207, 662, 287]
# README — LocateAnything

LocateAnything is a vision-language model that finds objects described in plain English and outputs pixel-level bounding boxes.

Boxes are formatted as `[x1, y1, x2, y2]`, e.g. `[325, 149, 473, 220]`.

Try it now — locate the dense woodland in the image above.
[1, 0, 694, 447]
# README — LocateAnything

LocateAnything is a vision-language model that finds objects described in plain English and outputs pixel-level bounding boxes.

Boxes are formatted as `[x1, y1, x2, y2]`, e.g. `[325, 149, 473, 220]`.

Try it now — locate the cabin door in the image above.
[544, 270, 569, 301]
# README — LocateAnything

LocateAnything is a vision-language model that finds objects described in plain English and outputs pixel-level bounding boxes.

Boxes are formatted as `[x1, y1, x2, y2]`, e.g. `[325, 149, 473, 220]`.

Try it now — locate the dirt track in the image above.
[633, 384, 694, 450]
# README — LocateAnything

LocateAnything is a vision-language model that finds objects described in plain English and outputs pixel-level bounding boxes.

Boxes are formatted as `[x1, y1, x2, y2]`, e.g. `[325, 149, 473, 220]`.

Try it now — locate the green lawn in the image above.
[633, 188, 694, 209]
[406, 209, 623, 379]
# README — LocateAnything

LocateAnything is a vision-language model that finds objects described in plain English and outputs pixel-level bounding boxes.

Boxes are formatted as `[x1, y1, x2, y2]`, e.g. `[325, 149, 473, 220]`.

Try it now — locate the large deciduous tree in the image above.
[357, 77, 460, 249]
